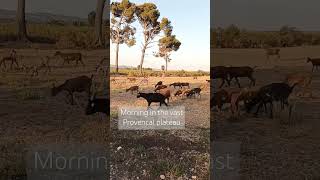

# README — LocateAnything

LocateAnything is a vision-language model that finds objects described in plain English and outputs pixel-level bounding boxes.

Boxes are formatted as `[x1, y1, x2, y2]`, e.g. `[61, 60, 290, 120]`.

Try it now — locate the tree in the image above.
[154, 34, 181, 71]
[111, 0, 136, 73]
[88, 11, 96, 26]
[94, 0, 106, 47]
[223, 24, 240, 48]
[17, 0, 28, 41]
[135, 3, 172, 74]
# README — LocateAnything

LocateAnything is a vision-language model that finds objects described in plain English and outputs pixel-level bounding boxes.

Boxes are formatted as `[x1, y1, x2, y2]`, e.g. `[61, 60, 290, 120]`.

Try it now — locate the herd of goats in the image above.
[210, 56, 320, 118]
[123, 80, 208, 108]
[3, 48, 320, 119]
[0, 49, 109, 117]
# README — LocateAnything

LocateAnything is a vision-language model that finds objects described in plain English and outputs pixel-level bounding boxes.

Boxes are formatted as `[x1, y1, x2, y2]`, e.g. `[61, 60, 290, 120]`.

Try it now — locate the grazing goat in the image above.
[154, 85, 167, 92]
[307, 57, 320, 72]
[246, 83, 297, 118]
[86, 96, 109, 115]
[127, 77, 136, 82]
[211, 66, 230, 88]
[54, 51, 84, 66]
[180, 82, 190, 88]
[210, 89, 229, 112]
[51, 75, 93, 105]
[265, 48, 280, 59]
[186, 88, 202, 98]
[137, 92, 168, 107]
[159, 88, 171, 103]
[284, 72, 312, 97]
[230, 88, 259, 115]
[227, 66, 256, 88]
[0, 52, 19, 69]
[155, 81, 163, 88]
[126, 85, 139, 94]
[174, 89, 183, 97]
[170, 82, 182, 89]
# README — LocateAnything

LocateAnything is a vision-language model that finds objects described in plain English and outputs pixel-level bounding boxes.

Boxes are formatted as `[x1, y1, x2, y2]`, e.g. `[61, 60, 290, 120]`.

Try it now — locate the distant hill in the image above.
[0, 9, 87, 24]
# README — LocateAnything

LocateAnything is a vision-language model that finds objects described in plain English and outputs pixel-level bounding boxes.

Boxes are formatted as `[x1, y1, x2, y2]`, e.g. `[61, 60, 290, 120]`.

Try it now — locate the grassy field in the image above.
[212, 46, 320, 179]
[0, 48, 109, 178]
[110, 68, 209, 77]
[0, 23, 109, 48]
[110, 76, 210, 179]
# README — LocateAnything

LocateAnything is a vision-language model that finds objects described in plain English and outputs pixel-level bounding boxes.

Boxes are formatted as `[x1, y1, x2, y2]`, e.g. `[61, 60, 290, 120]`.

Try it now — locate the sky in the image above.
[213, 0, 320, 31]
[110, 0, 210, 71]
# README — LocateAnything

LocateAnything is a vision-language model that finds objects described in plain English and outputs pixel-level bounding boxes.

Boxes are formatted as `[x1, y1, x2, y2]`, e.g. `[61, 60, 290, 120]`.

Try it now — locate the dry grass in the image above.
[212, 46, 320, 179]
[0, 48, 109, 178]
[110, 76, 210, 179]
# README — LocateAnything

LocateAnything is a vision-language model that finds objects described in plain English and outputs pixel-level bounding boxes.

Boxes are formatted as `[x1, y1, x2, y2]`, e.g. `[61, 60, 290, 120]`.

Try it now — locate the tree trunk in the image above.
[94, 0, 106, 47]
[165, 59, 168, 71]
[139, 46, 146, 74]
[17, 0, 28, 41]
[115, 42, 120, 73]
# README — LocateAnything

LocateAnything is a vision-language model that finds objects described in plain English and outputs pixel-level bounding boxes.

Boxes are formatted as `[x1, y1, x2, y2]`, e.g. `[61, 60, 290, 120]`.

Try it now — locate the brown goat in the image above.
[211, 66, 230, 88]
[127, 77, 137, 82]
[284, 72, 312, 97]
[227, 66, 256, 88]
[126, 85, 139, 94]
[51, 75, 93, 105]
[159, 88, 171, 103]
[154, 85, 167, 92]
[54, 51, 84, 66]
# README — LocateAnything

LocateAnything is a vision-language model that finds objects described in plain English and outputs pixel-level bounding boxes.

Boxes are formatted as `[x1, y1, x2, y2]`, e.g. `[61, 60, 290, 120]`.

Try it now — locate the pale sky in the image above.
[213, 0, 320, 31]
[110, 0, 210, 71]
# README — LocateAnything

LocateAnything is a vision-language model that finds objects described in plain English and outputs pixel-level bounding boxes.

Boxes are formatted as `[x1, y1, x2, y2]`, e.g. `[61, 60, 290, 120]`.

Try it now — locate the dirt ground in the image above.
[0, 49, 109, 178]
[212, 46, 320, 179]
[110, 76, 210, 179]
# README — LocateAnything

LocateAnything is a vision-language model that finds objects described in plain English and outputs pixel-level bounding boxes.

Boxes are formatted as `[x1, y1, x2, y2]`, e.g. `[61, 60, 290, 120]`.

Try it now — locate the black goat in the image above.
[307, 57, 320, 72]
[155, 81, 163, 88]
[86, 96, 110, 115]
[211, 66, 230, 88]
[227, 66, 256, 88]
[137, 92, 168, 107]
[246, 82, 297, 118]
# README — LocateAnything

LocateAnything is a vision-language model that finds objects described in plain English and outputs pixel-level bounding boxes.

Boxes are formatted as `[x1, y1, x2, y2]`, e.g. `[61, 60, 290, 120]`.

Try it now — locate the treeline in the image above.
[211, 25, 320, 48]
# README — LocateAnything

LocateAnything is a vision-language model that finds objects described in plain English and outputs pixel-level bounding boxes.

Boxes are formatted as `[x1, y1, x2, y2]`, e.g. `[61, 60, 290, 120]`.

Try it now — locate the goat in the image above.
[186, 87, 202, 98]
[210, 89, 230, 112]
[284, 72, 312, 97]
[211, 66, 230, 88]
[54, 51, 84, 66]
[180, 82, 190, 88]
[246, 83, 298, 118]
[137, 92, 168, 107]
[85, 95, 109, 115]
[126, 85, 139, 94]
[127, 77, 136, 82]
[51, 75, 93, 105]
[154, 85, 167, 92]
[265, 48, 280, 59]
[159, 88, 171, 103]
[0, 55, 19, 69]
[229, 88, 259, 115]
[155, 81, 163, 88]
[227, 66, 256, 88]
[170, 82, 182, 89]
[174, 89, 183, 97]
[307, 57, 320, 72]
